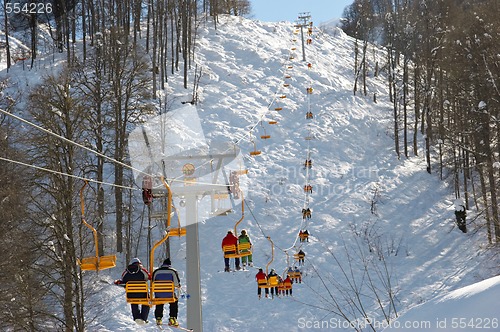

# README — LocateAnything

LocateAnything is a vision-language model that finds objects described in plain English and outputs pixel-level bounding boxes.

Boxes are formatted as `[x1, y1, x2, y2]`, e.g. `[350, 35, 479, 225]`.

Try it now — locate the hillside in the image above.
[384, 275, 500, 331]
[2, 15, 498, 332]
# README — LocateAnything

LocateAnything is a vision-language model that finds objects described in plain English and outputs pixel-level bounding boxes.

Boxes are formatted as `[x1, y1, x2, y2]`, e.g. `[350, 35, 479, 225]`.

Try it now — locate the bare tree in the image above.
[28, 67, 87, 331]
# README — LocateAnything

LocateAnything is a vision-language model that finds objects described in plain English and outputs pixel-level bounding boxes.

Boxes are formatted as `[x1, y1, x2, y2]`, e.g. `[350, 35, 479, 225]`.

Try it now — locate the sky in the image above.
[248, 0, 354, 24]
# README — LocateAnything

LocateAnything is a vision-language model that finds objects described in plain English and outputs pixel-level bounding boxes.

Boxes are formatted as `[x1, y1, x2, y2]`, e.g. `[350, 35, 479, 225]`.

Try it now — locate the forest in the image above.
[0, 1, 250, 330]
[341, 0, 500, 243]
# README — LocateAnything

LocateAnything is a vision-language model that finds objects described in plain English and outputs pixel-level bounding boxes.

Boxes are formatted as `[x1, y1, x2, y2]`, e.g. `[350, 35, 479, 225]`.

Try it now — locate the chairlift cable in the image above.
[0, 156, 137, 190]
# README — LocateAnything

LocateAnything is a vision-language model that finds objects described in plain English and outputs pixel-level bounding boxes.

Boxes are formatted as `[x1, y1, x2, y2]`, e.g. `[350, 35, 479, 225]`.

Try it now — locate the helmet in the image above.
[241, 229, 246, 235]
[130, 257, 141, 265]
[227, 230, 233, 234]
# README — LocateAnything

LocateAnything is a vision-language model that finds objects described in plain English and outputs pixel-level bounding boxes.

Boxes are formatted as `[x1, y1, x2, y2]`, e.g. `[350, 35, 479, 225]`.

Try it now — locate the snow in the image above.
[478, 100, 487, 110]
[383, 276, 500, 331]
[2, 14, 499, 332]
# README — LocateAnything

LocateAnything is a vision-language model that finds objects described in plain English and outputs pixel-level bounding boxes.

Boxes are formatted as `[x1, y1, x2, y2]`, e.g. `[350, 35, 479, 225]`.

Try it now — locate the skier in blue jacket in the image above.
[152, 258, 181, 327]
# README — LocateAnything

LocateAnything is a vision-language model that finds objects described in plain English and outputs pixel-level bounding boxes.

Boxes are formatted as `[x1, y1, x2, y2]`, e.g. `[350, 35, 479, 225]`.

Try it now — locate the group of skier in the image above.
[221, 229, 253, 272]
[115, 257, 181, 327]
[221, 229, 303, 299]
[255, 268, 295, 298]
[117, 226, 305, 325]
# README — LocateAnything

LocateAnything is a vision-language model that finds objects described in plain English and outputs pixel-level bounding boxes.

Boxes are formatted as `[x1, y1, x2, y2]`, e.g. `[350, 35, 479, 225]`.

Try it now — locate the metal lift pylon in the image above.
[161, 145, 238, 332]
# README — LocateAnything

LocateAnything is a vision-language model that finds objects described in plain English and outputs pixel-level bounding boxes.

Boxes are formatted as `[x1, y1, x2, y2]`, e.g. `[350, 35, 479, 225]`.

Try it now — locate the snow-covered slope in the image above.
[3, 14, 498, 332]
[383, 275, 500, 331]
[119, 16, 496, 331]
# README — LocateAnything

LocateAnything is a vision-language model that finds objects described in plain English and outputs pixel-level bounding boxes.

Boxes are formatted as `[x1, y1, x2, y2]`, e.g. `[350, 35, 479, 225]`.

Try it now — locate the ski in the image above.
[168, 324, 193, 331]
[219, 267, 252, 273]
[155, 323, 192, 331]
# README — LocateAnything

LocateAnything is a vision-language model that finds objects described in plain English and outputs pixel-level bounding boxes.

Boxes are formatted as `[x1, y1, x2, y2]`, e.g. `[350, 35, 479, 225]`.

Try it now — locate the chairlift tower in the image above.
[162, 149, 237, 332]
[129, 105, 240, 332]
[295, 12, 311, 62]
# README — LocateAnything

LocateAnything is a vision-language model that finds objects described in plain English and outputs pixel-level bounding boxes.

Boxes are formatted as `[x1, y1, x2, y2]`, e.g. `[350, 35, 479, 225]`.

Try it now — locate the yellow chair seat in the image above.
[125, 281, 150, 306]
[151, 281, 176, 305]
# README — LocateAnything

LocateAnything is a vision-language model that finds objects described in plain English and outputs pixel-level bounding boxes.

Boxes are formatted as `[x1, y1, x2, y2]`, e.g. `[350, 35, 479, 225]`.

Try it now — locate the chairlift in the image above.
[294, 249, 306, 266]
[303, 184, 313, 193]
[142, 175, 153, 205]
[124, 180, 181, 306]
[257, 237, 278, 289]
[222, 196, 252, 259]
[78, 181, 116, 271]
[287, 268, 302, 283]
[212, 193, 232, 216]
[285, 253, 303, 283]
[299, 230, 309, 242]
[159, 177, 186, 236]
[260, 123, 271, 140]
[250, 140, 261, 156]
[305, 134, 314, 140]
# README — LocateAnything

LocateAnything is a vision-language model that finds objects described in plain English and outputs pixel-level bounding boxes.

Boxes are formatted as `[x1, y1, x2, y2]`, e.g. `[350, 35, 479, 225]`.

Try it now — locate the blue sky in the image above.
[248, 0, 354, 24]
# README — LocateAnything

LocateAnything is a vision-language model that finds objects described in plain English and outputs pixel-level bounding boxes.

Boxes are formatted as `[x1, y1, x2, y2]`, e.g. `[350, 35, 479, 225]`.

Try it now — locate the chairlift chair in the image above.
[256, 237, 278, 289]
[250, 141, 261, 156]
[260, 124, 271, 140]
[287, 268, 302, 281]
[78, 181, 117, 271]
[151, 281, 177, 305]
[125, 281, 150, 306]
[222, 197, 252, 259]
[124, 179, 180, 307]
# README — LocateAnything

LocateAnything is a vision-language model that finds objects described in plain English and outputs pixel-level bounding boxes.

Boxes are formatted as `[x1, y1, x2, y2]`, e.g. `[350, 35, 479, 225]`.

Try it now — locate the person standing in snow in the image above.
[115, 257, 151, 325]
[152, 258, 181, 327]
[238, 229, 253, 267]
[454, 201, 467, 233]
[221, 230, 240, 271]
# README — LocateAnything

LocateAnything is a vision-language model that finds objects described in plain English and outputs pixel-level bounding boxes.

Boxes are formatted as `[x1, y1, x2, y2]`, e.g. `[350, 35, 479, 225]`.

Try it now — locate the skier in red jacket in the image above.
[221, 230, 240, 271]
